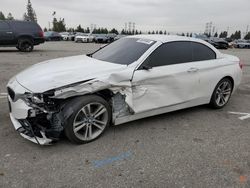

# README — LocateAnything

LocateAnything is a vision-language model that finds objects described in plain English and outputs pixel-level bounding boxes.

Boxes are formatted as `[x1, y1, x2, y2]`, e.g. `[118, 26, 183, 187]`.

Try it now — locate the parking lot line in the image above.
[228, 111, 250, 120]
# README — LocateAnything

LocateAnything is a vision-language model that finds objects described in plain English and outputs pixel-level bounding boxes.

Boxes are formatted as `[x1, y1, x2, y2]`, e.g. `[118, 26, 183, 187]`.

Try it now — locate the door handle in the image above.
[6, 31, 13, 34]
[187, 67, 199, 73]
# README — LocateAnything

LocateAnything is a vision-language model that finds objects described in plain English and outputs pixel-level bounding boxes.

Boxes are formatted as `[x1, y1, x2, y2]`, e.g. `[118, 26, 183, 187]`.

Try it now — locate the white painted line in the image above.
[0, 93, 7, 96]
[228, 111, 250, 120]
[0, 96, 7, 99]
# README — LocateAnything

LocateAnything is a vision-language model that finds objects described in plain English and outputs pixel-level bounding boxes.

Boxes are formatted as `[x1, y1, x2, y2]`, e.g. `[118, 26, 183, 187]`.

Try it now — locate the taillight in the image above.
[38, 31, 44, 38]
[239, 60, 243, 69]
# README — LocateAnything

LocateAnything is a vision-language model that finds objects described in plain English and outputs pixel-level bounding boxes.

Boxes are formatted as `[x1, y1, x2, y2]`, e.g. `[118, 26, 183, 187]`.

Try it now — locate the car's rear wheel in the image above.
[64, 95, 111, 144]
[18, 39, 34, 52]
[210, 78, 233, 109]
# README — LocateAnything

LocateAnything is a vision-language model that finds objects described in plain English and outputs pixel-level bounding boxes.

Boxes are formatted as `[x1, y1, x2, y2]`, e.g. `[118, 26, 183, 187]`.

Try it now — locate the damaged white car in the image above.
[7, 35, 242, 145]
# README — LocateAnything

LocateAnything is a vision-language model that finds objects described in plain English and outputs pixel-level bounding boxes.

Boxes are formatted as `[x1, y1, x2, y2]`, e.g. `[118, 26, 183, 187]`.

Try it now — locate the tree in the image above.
[44, 27, 48, 32]
[219, 31, 227, 38]
[86, 27, 90, 33]
[0, 11, 5, 20]
[67, 28, 75, 32]
[244, 32, 250, 40]
[189, 33, 192, 37]
[139, 31, 142, 34]
[76, 24, 84, 32]
[159, 30, 163, 34]
[214, 32, 218, 37]
[23, 0, 37, 22]
[231, 31, 241, 40]
[152, 31, 155, 34]
[164, 30, 167, 35]
[148, 31, 151, 34]
[109, 28, 119, 35]
[52, 18, 66, 32]
[121, 29, 126, 35]
[6, 13, 14, 20]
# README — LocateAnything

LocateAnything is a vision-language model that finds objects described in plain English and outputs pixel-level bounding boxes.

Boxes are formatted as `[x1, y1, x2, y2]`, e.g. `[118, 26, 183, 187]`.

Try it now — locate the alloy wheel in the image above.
[215, 81, 232, 107]
[73, 102, 109, 141]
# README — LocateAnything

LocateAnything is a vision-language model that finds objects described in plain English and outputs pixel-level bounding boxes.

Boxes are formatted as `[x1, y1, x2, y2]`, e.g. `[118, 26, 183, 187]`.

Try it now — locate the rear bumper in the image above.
[34, 38, 45, 45]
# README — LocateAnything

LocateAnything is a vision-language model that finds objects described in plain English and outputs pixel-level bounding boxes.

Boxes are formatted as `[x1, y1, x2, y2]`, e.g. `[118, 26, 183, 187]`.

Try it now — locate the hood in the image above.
[16, 55, 127, 93]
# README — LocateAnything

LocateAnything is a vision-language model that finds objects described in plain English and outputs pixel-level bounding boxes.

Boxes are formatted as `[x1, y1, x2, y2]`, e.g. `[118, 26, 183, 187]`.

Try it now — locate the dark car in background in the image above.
[44, 31, 62, 41]
[94, 34, 116, 43]
[209, 37, 229, 49]
[194, 34, 229, 49]
[0, 20, 44, 52]
[94, 34, 110, 43]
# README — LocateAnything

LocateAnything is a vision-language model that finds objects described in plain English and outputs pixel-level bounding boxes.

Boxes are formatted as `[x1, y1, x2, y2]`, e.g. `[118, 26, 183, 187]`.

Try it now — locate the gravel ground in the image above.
[0, 42, 249, 188]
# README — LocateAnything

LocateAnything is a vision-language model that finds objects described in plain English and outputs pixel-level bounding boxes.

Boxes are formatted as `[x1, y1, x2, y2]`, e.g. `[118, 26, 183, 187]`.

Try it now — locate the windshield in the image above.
[92, 38, 156, 65]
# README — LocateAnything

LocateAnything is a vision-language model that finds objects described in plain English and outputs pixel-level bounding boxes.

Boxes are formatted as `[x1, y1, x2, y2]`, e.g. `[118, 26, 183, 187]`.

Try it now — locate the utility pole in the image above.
[125, 23, 127, 33]
[128, 22, 132, 33]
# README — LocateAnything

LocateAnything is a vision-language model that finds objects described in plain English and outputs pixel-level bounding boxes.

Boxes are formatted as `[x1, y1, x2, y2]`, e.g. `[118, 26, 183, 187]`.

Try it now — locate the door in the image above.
[131, 41, 200, 113]
[189, 41, 221, 101]
[0, 21, 14, 45]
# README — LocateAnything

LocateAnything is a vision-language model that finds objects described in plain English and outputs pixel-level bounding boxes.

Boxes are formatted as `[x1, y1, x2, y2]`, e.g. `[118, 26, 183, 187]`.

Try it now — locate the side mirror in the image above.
[141, 64, 152, 71]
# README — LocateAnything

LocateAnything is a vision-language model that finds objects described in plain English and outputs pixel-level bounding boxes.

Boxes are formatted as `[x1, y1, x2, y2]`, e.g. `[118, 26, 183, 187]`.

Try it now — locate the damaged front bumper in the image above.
[9, 113, 52, 145]
[7, 79, 59, 145]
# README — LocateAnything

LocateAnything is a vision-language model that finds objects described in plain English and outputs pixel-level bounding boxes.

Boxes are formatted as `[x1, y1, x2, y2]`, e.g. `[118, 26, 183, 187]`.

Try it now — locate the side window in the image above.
[141, 41, 192, 68]
[13, 22, 39, 31]
[191, 42, 216, 61]
[0, 22, 10, 30]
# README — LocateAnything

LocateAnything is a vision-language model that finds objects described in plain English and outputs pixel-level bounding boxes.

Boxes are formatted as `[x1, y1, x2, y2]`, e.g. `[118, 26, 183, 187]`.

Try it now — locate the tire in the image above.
[18, 38, 34, 52]
[64, 95, 111, 144]
[210, 78, 233, 109]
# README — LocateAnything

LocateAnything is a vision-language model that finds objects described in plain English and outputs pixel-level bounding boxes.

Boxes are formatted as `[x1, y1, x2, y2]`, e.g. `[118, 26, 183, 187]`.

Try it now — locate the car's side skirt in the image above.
[114, 98, 209, 125]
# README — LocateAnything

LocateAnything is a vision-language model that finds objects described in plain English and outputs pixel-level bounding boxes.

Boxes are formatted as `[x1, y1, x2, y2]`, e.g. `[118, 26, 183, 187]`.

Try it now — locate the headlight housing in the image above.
[22, 93, 44, 104]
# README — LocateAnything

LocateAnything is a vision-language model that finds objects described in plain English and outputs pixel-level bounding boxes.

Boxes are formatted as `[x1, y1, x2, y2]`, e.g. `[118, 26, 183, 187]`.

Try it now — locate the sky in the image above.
[1, 0, 250, 35]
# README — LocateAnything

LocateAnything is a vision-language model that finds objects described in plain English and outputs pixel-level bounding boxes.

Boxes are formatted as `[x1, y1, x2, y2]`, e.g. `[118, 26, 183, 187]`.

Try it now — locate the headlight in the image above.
[31, 95, 44, 103]
[22, 93, 44, 104]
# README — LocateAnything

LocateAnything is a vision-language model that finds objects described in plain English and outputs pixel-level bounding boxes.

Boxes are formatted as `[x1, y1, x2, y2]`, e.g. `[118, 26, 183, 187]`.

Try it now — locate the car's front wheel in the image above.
[64, 95, 111, 144]
[210, 78, 233, 109]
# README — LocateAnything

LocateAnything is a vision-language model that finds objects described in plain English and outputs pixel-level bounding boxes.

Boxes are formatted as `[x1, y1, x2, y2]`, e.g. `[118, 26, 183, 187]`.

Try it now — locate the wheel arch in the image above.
[18, 35, 34, 42]
[210, 75, 235, 102]
[222, 76, 234, 91]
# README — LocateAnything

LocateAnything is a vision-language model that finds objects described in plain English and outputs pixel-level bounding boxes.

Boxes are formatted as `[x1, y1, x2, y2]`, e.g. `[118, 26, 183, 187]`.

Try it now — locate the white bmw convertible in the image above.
[7, 35, 242, 145]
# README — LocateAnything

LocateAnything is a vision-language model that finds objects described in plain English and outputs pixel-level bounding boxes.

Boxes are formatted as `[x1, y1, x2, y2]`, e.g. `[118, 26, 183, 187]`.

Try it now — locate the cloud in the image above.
[1, 0, 249, 34]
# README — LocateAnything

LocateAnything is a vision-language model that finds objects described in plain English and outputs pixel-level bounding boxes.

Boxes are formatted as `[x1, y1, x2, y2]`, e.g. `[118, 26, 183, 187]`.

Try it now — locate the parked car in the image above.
[94, 34, 110, 43]
[75, 33, 95, 43]
[209, 37, 229, 49]
[0, 20, 44, 52]
[44, 31, 62, 41]
[60, 32, 75, 41]
[7, 35, 242, 145]
[194, 34, 229, 49]
[59, 32, 70, 41]
[233, 40, 250, 48]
